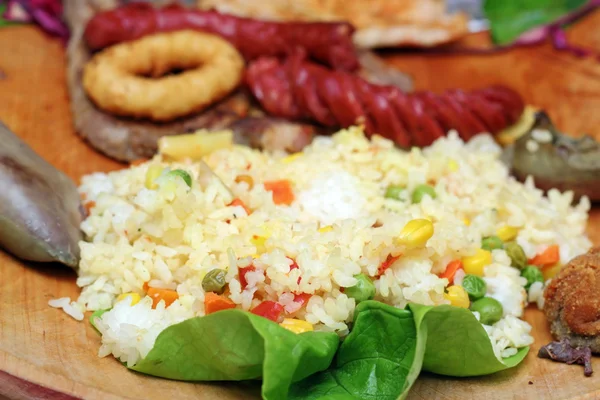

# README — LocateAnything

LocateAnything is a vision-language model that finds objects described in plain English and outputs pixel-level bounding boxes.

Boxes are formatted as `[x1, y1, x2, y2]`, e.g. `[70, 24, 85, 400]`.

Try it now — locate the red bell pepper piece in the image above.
[239, 265, 256, 289]
[293, 293, 312, 306]
[288, 257, 302, 284]
[377, 254, 400, 276]
[251, 301, 284, 322]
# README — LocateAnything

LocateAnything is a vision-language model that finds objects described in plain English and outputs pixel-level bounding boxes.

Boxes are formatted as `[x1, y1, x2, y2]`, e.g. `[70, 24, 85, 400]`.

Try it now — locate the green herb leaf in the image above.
[0, 4, 8, 27]
[483, 0, 588, 45]
[289, 302, 528, 399]
[409, 304, 529, 376]
[288, 301, 424, 400]
[130, 309, 339, 400]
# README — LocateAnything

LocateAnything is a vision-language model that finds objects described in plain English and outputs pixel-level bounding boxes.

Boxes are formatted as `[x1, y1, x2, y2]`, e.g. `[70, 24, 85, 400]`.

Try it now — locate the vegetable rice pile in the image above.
[53, 127, 591, 395]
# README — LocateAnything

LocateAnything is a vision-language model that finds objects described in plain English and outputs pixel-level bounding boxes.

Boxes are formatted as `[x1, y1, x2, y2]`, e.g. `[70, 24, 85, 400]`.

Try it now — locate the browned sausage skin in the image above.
[84, 3, 359, 71]
[245, 53, 525, 147]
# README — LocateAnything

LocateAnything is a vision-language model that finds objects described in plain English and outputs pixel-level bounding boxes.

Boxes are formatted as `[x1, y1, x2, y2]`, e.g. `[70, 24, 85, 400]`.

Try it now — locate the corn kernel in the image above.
[145, 164, 164, 190]
[462, 249, 492, 276]
[318, 225, 333, 233]
[116, 292, 141, 306]
[448, 159, 459, 172]
[251, 235, 267, 254]
[280, 318, 314, 334]
[397, 219, 434, 247]
[444, 285, 470, 308]
[282, 152, 303, 164]
[463, 218, 471, 226]
[543, 263, 562, 281]
[496, 226, 519, 242]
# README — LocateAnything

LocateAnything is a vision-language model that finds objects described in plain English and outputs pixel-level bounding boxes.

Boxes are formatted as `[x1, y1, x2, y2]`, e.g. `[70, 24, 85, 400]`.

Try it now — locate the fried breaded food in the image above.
[82, 30, 244, 121]
[544, 247, 600, 353]
[197, 0, 469, 49]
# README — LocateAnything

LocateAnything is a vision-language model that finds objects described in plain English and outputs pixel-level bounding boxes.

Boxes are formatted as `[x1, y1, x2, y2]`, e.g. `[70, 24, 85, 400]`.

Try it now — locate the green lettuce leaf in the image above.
[409, 304, 529, 376]
[483, 0, 588, 44]
[130, 309, 339, 400]
[107, 301, 527, 399]
[289, 302, 528, 400]
[0, 4, 12, 27]
[89, 308, 110, 332]
[288, 301, 424, 400]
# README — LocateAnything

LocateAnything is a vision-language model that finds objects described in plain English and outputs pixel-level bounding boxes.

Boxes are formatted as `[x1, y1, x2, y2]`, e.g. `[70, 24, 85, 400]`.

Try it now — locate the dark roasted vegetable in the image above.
[0, 121, 82, 267]
[538, 339, 593, 377]
[506, 111, 600, 202]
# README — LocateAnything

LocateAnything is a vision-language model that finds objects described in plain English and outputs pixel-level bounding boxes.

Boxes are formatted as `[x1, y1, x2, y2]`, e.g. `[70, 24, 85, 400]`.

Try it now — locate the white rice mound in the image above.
[73, 126, 591, 366]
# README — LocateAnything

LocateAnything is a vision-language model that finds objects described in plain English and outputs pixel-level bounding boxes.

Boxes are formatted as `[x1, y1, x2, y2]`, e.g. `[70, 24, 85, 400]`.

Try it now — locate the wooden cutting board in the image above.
[0, 16, 599, 400]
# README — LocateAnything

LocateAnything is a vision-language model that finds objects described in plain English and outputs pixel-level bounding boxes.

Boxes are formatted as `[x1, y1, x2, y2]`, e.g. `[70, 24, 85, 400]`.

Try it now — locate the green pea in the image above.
[202, 269, 227, 294]
[521, 265, 544, 290]
[345, 274, 376, 303]
[504, 241, 527, 270]
[411, 184, 437, 204]
[384, 185, 405, 201]
[481, 235, 504, 251]
[470, 297, 503, 325]
[462, 274, 487, 301]
[167, 169, 192, 188]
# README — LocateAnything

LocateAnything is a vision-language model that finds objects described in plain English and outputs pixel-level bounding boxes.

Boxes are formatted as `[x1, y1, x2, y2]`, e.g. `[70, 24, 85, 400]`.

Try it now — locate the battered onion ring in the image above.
[82, 30, 244, 121]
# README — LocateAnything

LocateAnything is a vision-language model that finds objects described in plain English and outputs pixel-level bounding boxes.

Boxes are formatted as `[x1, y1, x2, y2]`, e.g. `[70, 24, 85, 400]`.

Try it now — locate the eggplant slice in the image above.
[504, 111, 600, 202]
[0, 121, 82, 267]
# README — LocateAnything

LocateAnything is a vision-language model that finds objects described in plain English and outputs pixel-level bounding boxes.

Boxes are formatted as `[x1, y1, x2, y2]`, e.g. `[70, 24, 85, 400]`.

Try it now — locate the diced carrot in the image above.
[228, 198, 251, 215]
[529, 245, 560, 267]
[84, 201, 96, 216]
[239, 265, 256, 289]
[377, 254, 400, 276]
[130, 158, 149, 166]
[439, 260, 463, 285]
[204, 292, 236, 315]
[264, 180, 295, 205]
[142, 281, 150, 292]
[147, 287, 179, 309]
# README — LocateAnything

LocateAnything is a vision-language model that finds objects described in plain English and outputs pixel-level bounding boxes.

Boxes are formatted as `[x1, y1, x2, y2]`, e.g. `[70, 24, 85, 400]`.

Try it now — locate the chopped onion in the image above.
[2, 0, 69, 42]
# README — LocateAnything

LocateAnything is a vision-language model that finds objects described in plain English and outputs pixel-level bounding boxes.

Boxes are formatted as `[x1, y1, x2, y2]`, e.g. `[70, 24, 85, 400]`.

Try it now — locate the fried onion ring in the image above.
[82, 30, 244, 121]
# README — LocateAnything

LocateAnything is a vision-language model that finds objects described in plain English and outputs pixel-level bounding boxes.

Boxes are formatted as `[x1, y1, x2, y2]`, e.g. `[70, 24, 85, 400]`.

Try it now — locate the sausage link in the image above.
[245, 55, 525, 147]
[84, 3, 359, 71]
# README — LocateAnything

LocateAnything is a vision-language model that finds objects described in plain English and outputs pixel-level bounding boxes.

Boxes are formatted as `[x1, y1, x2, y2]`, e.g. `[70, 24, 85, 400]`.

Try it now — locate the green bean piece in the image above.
[504, 241, 528, 270]
[412, 184, 437, 204]
[470, 297, 503, 325]
[202, 269, 227, 294]
[168, 169, 193, 188]
[345, 274, 376, 303]
[462, 274, 487, 301]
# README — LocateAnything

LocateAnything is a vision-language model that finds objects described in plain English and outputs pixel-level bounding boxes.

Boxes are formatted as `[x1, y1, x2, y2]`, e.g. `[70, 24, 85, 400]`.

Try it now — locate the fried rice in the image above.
[60, 127, 591, 366]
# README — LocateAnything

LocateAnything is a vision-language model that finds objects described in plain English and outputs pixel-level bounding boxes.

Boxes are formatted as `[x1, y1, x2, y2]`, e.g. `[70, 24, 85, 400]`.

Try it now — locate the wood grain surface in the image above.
[0, 13, 599, 400]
